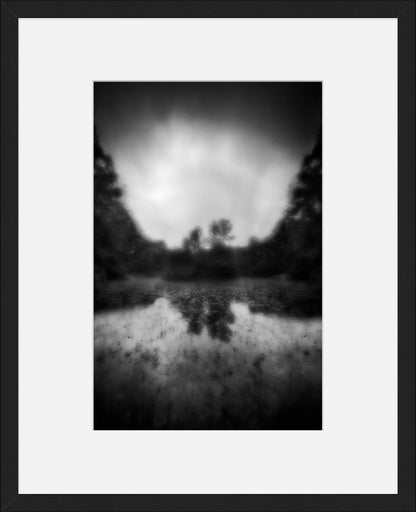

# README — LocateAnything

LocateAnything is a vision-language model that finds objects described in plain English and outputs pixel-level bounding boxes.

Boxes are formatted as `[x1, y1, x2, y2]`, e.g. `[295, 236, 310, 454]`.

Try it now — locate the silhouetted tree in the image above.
[182, 227, 203, 253]
[94, 130, 170, 295]
[208, 219, 234, 248]
[271, 128, 322, 282]
[95, 130, 142, 282]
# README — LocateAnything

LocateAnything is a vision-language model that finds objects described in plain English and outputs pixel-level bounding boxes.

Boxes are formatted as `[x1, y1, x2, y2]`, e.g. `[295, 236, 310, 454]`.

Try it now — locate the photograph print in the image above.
[94, 82, 322, 430]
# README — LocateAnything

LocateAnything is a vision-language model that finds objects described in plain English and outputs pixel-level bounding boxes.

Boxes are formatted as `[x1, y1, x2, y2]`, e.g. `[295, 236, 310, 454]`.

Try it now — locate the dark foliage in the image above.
[94, 131, 167, 293]
[269, 128, 322, 283]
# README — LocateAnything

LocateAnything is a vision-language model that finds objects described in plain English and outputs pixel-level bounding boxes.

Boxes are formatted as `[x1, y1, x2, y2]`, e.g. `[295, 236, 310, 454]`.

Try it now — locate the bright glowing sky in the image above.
[95, 83, 321, 248]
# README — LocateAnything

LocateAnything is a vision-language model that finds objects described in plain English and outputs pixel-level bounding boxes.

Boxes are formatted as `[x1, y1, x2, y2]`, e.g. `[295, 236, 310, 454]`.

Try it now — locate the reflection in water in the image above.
[170, 292, 204, 336]
[171, 289, 235, 342]
[94, 277, 322, 429]
[207, 296, 235, 342]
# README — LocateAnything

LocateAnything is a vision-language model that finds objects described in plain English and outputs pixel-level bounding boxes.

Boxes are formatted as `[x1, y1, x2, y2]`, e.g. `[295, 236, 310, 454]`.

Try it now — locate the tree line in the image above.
[94, 128, 321, 288]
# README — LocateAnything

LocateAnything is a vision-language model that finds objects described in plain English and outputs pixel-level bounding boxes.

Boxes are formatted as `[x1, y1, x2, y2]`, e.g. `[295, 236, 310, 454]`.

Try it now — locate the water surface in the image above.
[94, 277, 322, 429]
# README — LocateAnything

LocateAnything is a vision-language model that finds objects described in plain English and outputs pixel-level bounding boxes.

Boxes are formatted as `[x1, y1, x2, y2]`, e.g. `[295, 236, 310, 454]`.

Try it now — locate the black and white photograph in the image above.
[2, 2, 412, 508]
[94, 82, 322, 430]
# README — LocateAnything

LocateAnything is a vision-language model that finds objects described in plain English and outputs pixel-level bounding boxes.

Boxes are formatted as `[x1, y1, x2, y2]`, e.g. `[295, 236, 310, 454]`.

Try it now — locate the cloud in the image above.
[111, 116, 300, 247]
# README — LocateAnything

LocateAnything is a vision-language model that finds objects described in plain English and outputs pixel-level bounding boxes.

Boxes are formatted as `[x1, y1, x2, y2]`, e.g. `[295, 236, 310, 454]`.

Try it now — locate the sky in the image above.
[94, 82, 321, 248]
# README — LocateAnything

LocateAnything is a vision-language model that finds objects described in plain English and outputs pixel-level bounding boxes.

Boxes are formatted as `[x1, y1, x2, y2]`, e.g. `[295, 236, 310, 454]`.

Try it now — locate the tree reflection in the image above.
[169, 289, 235, 342]
[173, 293, 205, 336]
[205, 295, 235, 341]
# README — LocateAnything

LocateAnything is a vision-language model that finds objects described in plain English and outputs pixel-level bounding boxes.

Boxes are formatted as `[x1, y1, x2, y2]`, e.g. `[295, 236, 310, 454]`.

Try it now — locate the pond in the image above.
[94, 277, 322, 429]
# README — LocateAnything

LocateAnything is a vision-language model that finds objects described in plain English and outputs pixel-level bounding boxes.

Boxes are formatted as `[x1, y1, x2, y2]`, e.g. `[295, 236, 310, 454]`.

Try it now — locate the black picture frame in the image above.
[1, 1, 414, 510]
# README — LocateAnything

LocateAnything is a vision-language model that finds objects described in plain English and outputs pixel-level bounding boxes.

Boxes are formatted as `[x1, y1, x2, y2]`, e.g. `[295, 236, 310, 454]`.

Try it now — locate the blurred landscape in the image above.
[94, 82, 322, 429]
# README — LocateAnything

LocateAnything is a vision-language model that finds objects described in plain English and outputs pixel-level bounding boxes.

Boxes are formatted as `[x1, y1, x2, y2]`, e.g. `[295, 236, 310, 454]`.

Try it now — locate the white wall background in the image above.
[19, 19, 397, 494]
